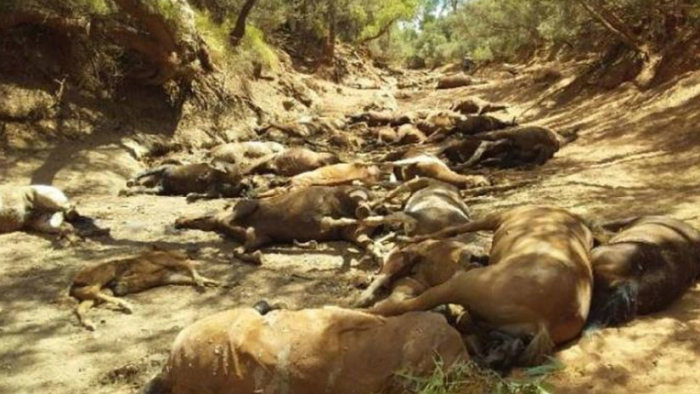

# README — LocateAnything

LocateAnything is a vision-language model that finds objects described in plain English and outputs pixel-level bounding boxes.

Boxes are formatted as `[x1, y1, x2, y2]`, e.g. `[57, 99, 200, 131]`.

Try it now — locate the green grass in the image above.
[193, 9, 279, 73]
[395, 356, 564, 394]
[240, 25, 280, 70]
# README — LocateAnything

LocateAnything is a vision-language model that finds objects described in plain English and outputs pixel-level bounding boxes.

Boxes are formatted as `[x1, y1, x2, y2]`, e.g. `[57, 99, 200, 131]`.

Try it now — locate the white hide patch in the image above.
[49, 211, 65, 228]
[30, 185, 70, 210]
[407, 198, 470, 220]
[393, 153, 445, 167]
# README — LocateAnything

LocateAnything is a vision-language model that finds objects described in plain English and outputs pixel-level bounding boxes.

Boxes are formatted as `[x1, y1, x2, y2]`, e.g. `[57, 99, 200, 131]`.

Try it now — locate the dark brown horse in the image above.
[588, 216, 700, 327]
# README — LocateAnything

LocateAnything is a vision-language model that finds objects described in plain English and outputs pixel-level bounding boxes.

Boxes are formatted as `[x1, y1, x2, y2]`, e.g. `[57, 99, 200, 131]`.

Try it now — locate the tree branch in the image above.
[576, 0, 649, 58]
[359, 15, 401, 44]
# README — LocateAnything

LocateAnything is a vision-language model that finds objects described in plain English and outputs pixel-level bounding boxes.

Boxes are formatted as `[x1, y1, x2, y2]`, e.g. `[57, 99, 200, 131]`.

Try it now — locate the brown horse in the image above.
[391, 152, 490, 189]
[588, 216, 700, 327]
[356, 239, 486, 308]
[70, 248, 218, 330]
[175, 186, 380, 261]
[245, 147, 340, 177]
[144, 307, 467, 394]
[369, 206, 594, 366]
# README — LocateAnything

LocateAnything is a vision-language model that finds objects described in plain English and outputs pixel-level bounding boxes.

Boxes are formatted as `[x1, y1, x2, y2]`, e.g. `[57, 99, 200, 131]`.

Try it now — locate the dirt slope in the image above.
[2, 63, 700, 393]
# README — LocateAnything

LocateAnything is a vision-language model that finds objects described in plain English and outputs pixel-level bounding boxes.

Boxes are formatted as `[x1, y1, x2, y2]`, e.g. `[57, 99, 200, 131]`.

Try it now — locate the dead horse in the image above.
[587, 216, 700, 328]
[143, 307, 467, 394]
[369, 206, 594, 366]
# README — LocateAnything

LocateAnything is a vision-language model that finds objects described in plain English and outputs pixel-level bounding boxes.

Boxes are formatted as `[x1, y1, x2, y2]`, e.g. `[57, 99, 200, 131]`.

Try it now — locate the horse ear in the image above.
[210, 159, 225, 171]
[215, 160, 239, 175]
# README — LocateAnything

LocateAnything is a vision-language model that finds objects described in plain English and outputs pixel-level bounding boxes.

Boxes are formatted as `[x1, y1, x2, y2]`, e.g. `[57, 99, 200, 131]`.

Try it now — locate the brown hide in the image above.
[392, 153, 490, 188]
[159, 307, 468, 394]
[124, 163, 245, 198]
[372, 206, 594, 364]
[436, 75, 476, 89]
[209, 141, 284, 164]
[70, 249, 217, 330]
[416, 111, 463, 137]
[348, 111, 411, 127]
[590, 216, 700, 324]
[424, 115, 513, 144]
[455, 115, 513, 136]
[442, 126, 561, 168]
[377, 126, 399, 144]
[289, 163, 389, 188]
[248, 148, 340, 177]
[176, 186, 375, 252]
[403, 181, 471, 235]
[451, 97, 508, 115]
[386, 241, 476, 288]
[358, 240, 478, 307]
[441, 139, 483, 164]
[161, 164, 240, 195]
[397, 124, 427, 144]
[71, 250, 201, 296]
[474, 126, 561, 166]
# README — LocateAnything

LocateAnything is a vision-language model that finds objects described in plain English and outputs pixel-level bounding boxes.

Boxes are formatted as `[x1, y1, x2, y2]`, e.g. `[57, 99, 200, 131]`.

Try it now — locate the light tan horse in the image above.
[369, 206, 594, 365]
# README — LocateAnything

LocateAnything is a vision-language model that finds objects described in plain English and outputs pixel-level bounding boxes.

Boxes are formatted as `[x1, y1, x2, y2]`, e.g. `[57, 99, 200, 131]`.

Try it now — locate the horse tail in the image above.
[585, 281, 638, 331]
[519, 323, 555, 366]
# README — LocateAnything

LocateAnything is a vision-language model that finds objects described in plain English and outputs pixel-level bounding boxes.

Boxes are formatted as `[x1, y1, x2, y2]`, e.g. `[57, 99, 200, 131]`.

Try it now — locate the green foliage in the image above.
[252, 0, 293, 34]
[395, 356, 564, 394]
[193, 9, 232, 59]
[358, 0, 422, 42]
[153, 0, 184, 21]
[7, 0, 700, 79]
[193, 8, 278, 72]
[387, 0, 700, 66]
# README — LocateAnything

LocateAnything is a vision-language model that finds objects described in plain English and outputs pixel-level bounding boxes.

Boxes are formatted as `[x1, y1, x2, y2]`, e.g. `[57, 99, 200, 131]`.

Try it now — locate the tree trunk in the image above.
[229, 0, 258, 47]
[323, 0, 337, 64]
[301, 0, 309, 29]
[576, 0, 649, 58]
[576, 0, 662, 88]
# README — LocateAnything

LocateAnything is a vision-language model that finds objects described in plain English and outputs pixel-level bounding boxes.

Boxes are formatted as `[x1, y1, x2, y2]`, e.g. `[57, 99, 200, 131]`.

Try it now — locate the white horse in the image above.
[0, 185, 75, 235]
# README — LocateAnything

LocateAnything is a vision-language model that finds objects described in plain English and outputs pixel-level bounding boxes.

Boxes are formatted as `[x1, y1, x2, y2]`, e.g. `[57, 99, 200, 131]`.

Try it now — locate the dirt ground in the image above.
[2, 62, 700, 393]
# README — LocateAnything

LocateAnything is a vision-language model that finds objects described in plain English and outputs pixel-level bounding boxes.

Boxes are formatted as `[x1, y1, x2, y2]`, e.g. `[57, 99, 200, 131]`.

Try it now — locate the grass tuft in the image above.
[395, 356, 563, 394]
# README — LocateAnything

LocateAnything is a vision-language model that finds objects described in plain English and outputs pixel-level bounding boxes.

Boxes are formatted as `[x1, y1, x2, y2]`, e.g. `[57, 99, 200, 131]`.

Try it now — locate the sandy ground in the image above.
[2, 63, 700, 393]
